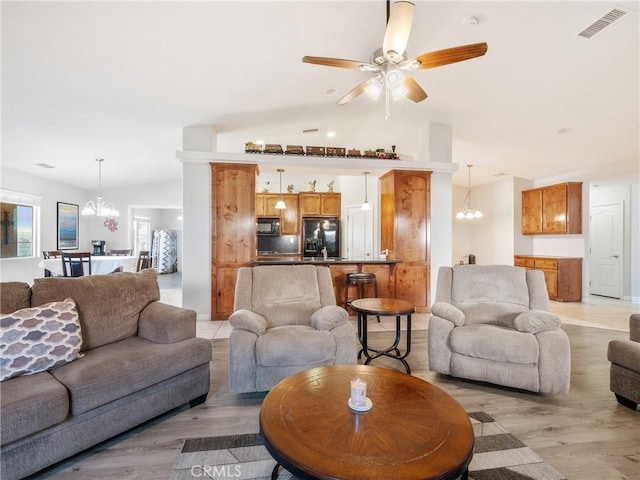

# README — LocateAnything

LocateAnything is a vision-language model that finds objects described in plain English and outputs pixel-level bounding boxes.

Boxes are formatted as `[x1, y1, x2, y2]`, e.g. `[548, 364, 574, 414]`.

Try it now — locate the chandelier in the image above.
[81, 158, 119, 217]
[456, 164, 483, 219]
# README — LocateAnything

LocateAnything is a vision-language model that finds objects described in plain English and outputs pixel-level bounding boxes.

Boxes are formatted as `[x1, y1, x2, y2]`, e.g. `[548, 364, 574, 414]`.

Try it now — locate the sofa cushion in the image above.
[250, 265, 322, 328]
[256, 326, 335, 366]
[0, 371, 68, 445]
[450, 324, 539, 364]
[0, 282, 31, 314]
[0, 298, 82, 381]
[451, 265, 530, 327]
[31, 270, 160, 351]
[50, 336, 212, 415]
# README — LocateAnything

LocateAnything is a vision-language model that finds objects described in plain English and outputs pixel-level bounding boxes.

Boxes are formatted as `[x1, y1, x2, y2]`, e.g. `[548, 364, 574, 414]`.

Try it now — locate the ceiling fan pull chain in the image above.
[385, 86, 391, 121]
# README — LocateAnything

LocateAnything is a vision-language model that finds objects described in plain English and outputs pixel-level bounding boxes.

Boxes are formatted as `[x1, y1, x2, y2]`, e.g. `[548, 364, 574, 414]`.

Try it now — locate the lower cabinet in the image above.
[514, 255, 582, 302]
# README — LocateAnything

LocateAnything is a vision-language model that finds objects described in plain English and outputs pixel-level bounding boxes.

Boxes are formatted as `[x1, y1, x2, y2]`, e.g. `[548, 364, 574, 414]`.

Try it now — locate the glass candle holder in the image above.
[350, 378, 367, 407]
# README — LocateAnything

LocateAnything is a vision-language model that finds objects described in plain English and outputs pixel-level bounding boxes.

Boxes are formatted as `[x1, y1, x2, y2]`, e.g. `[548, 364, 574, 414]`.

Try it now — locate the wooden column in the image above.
[211, 163, 257, 319]
[380, 170, 431, 312]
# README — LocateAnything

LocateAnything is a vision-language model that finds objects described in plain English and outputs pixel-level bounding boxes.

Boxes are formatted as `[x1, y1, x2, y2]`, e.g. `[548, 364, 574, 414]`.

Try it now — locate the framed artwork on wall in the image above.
[57, 202, 79, 250]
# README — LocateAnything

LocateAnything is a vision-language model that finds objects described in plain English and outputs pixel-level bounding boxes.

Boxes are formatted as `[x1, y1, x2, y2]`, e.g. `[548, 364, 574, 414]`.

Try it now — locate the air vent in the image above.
[35, 163, 55, 169]
[578, 7, 631, 39]
[302, 128, 319, 133]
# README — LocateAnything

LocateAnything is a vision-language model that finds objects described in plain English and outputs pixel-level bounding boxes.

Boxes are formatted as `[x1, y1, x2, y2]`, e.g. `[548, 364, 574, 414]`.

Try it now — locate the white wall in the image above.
[0, 167, 91, 284]
[89, 180, 182, 252]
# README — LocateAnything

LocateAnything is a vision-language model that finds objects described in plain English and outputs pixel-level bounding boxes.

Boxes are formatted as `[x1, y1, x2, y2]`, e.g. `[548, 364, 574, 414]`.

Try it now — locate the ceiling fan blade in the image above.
[302, 56, 370, 69]
[336, 79, 370, 106]
[382, 1, 415, 61]
[409, 42, 488, 70]
[403, 76, 427, 103]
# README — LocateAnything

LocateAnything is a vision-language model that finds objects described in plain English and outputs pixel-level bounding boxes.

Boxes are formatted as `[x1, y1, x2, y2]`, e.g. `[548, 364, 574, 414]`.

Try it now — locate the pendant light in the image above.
[456, 164, 483, 219]
[81, 158, 119, 217]
[275, 168, 286, 209]
[361, 171, 372, 210]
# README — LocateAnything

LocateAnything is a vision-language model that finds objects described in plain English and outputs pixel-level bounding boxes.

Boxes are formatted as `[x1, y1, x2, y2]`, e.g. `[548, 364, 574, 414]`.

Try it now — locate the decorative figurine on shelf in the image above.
[287, 184, 295, 193]
[308, 180, 316, 192]
[261, 181, 270, 193]
[327, 180, 335, 192]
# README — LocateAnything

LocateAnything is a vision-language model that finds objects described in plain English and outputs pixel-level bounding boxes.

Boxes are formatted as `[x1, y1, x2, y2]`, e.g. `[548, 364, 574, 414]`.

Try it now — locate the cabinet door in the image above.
[321, 193, 341, 216]
[514, 256, 534, 269]
[522, 189, 542, 234]
[280, 194, 299, 234]
[541, 269, 558, 299]
[255, 194, 281, 217]
[300, 193, 322, 216]
[542, 184, 568, 233]
[213, 267, 240, 315]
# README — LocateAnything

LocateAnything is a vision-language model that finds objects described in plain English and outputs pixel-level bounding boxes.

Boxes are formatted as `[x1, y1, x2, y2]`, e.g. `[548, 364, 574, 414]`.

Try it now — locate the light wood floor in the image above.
[28, 297, 639, 480]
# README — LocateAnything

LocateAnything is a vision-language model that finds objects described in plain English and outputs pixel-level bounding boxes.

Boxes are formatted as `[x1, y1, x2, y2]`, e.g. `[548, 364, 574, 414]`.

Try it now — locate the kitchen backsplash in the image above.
[257, 235, 299, 254]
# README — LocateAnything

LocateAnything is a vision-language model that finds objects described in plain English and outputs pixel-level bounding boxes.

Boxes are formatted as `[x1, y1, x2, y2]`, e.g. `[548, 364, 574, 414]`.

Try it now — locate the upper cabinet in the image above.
[522, 182, 582, 235]
[255, 193, 299, 234]
[299, 192, 341, 217]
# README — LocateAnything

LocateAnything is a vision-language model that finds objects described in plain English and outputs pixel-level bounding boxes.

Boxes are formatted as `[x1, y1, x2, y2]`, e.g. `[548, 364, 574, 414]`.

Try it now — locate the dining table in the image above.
[38, 255, 138, 277]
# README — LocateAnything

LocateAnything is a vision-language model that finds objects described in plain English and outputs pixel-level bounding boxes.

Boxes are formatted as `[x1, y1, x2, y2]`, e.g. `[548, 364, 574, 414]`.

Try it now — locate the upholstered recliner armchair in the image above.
[229, 265, 357, 393]
[428, 265, 571, 394]
[608, 314, 640, 410]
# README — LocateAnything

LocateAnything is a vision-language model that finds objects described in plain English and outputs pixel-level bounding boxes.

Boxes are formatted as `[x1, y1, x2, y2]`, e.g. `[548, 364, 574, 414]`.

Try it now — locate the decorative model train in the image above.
[244, 142, 398, 159]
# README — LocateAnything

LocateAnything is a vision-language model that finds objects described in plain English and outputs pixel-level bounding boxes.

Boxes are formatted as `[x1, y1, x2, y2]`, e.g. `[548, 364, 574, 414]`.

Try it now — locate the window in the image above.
[0, 189, 41, 259]
[133, 217, 151, 255]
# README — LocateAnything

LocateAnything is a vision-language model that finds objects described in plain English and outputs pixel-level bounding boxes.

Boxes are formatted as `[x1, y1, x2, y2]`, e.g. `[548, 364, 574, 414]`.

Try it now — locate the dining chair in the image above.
[42, 250, 63, 277]
[109, 249, 133, 256]
[61, 252, 92, 277]
[136, 250, 151, 271]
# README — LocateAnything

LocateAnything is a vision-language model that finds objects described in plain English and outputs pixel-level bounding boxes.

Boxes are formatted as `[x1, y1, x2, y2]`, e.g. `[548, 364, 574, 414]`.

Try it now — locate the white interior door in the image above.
[346, 206, 373, 260]
[590, 203, 623, 298]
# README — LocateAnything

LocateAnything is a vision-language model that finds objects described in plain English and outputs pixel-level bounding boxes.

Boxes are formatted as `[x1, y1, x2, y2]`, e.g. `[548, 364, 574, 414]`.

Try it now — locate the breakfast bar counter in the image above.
[251, 258, 403, 308]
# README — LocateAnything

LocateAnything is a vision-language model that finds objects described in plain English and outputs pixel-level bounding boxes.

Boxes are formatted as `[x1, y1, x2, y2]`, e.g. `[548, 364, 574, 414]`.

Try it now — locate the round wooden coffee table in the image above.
[260, 365, 474, 480]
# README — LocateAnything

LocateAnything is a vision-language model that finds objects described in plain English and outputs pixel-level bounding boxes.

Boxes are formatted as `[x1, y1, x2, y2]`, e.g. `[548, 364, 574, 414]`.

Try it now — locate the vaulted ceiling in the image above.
[2, 1, 638, 189]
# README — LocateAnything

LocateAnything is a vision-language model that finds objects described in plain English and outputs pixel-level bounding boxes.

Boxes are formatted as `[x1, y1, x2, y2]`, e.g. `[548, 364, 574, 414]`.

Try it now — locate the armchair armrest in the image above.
[229, 309, 267, 336]
[138, 301, 196, 344]
[310, 305, 349, 331]
[514, 310, 561, 333]
[630, 314, 640, 343]
[431, 302, 465, 326]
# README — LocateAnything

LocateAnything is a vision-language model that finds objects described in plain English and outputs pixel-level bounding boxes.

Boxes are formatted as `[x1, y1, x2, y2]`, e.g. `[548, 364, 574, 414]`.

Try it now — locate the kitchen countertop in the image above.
[252, 257, 401, 265]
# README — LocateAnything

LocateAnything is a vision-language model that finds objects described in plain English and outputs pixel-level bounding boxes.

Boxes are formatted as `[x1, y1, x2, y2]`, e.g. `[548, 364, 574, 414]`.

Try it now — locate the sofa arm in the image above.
[310, 305, 349, 331]
[138, 302, 196, 344]
[608, 339, 640, 371]
[630, 314, 640, 343]
[229, 309, 267, 336]
[514, 310, 561, 333]
[431, 302, 465, 326]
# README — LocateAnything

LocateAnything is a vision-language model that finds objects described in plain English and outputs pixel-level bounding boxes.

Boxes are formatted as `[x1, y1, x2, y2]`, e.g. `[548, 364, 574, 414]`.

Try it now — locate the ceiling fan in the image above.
[302, 1, 488, 117]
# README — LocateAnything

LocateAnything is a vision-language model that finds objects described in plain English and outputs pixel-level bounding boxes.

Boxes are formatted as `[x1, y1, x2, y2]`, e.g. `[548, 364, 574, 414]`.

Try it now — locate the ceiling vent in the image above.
[578, 7, 632, 39]
[302, 128, 319, 133]
[35, 163, 55, 169]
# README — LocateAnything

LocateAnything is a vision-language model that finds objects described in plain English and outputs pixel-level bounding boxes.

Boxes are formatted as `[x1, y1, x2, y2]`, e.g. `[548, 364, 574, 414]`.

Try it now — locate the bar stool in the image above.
[345, 272, 380, 322]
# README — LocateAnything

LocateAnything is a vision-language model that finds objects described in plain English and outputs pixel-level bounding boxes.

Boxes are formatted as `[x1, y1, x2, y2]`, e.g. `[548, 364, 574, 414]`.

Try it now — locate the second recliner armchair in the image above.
[228, 264, 357, 393]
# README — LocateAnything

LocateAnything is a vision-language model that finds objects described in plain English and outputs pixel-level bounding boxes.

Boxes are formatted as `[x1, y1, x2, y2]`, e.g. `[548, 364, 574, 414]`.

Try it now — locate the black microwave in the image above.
[257, 218, 280, 235]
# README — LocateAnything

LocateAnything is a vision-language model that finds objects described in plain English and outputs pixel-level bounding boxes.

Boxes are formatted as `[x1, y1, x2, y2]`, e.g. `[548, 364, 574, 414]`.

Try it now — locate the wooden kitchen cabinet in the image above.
[299, 192, 341, 217]
[280, 194, 299, 234]
[212, 163, 257, 319]
[256, 193, 299, 234]
[522, 182, 582, 235]
[255, 194, 280, 217]
[514, 255, 582, 302]
[380, 170, 431, 312]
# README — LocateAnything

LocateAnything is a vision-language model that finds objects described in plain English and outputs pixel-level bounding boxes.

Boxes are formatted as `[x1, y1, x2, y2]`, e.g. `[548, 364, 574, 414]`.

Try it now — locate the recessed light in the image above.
[256, 139, 264, 145]
[326, 88, 337, 96]
[462, 16, 479, 28]
[327, 131, 336, 138]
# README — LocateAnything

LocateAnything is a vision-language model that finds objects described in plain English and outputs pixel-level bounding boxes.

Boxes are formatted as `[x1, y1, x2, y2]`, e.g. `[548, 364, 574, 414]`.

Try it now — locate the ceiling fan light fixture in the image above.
[365, 78, 383, 100]
[391, 84, 408, 101]
[385, 68, 404, 88]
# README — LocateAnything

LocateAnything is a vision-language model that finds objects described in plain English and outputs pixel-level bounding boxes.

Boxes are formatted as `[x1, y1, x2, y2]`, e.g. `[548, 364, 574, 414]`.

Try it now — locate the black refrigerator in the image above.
[302, 218, 340, 258]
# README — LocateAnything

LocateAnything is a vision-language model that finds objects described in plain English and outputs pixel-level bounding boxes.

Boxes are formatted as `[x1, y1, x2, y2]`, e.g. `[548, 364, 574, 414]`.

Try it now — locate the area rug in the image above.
[170, 411, 565, 480]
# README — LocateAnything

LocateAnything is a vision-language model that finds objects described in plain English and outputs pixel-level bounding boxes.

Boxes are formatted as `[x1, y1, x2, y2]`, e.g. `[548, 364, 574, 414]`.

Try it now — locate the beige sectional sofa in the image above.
[0, 270, 211, 480]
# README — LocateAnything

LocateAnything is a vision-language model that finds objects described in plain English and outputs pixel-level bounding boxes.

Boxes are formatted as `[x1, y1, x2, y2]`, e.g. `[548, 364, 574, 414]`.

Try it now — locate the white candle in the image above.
[350, 378, 367, 406]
